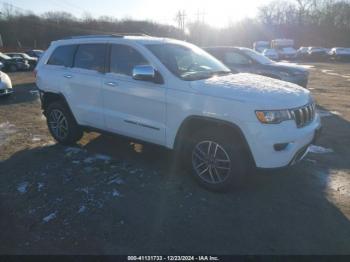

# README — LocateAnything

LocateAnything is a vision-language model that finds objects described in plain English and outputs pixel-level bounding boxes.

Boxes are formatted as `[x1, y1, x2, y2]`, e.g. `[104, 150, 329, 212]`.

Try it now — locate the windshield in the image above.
[242, 49, 273, 65]
[146, 43, 230, 81]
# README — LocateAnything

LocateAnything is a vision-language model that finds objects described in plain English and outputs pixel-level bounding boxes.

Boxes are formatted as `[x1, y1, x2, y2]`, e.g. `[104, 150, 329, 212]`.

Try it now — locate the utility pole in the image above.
[175, 10, 186, 32]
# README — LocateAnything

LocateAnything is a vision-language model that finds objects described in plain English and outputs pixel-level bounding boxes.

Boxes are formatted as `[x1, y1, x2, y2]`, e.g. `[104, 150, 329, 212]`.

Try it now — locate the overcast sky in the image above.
[8, 0, 275, 27]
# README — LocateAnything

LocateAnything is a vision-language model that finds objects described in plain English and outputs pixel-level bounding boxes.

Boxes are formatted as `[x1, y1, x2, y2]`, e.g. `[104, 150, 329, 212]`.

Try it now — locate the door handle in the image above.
[105, 81, 118, 87]
[64, 74, 73, 79]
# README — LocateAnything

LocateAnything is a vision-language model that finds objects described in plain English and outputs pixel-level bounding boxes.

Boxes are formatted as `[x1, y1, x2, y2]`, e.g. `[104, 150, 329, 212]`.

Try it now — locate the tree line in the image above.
[0, 0, 350, 51]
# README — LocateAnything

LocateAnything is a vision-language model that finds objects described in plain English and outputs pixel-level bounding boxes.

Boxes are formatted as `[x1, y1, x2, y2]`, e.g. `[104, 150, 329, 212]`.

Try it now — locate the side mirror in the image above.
[132, 65, 156, 82]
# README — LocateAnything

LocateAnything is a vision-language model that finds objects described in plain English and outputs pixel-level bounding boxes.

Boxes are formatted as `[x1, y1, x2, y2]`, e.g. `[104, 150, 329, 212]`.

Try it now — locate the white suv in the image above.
[36, 35, 322, 191]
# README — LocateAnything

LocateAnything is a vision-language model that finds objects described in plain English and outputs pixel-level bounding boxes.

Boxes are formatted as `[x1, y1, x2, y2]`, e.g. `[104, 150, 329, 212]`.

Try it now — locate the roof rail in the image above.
[62, 33, 150, 40]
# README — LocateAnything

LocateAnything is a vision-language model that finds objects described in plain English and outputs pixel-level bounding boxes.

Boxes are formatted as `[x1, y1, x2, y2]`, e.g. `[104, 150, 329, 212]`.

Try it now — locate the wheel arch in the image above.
[41, 91, 76, 122]
[174, 115, 256, 167]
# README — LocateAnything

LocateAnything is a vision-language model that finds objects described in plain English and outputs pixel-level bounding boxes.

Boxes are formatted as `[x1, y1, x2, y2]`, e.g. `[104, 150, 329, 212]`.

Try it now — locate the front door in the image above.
[102, 44, 166, 146]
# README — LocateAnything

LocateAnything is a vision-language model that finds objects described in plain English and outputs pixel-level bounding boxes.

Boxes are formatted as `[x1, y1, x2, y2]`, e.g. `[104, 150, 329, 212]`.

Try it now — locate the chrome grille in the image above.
[291, 103, 316, 128]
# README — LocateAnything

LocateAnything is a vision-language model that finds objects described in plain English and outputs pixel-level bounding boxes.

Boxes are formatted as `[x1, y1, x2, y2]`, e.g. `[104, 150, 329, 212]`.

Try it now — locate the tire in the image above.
[46, 101, 83, 145]
[187, 128, 248, 192]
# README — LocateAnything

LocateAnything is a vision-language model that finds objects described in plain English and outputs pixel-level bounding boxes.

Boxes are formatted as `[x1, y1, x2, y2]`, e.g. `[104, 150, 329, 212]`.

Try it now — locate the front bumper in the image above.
[242, 114, 322, 168]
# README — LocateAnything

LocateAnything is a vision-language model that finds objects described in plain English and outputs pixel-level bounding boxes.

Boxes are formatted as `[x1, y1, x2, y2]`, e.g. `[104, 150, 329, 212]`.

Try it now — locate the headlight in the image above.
[256, 110, 293, 124]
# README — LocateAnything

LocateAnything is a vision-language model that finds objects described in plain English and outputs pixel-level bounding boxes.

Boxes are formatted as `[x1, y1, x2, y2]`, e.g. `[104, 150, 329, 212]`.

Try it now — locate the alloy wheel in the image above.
[192, 140, 232, 184]
[48, 109, 69, 140]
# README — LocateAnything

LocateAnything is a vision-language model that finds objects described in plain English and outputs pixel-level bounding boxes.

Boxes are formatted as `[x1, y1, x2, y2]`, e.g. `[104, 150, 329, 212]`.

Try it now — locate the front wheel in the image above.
[189, 130, 248, 191]
[46, 102, 83, 145]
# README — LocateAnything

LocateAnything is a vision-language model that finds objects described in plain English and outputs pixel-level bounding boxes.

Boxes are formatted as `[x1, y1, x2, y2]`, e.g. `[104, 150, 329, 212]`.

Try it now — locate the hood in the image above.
[190, 73, 311, 109]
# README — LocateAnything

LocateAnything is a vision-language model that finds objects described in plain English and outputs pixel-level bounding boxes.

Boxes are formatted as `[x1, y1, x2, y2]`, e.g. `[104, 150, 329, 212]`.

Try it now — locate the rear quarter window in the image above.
[47, 45, 77, 67]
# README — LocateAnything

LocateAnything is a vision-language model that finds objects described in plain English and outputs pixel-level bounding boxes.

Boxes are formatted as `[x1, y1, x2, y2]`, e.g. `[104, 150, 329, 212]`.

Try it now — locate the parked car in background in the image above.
[271, 39, 297, 60]
[0, 52, 30, 72]
[253, 41, 270, 53]
[329, 47, 350, 61]
[6, 52, 38, 69]
[307, 47, 328, 60]
[26, 49, 44, 59]
[36, 35, 321, 191]
[262, 48, 279, 60]
[277, 47, 297, 60]
[296, 46, 309, 59]
[205, 46, 309, 88]
[0, 71, 13, 96]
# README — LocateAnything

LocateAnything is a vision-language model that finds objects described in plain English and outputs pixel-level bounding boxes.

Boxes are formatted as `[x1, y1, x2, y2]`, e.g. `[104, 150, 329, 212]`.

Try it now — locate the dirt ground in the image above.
[0, 63, 350, 255]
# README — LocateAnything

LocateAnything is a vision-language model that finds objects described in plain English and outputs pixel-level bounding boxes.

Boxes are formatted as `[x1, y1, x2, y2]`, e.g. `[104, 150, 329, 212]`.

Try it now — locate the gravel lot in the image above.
[1, 63, 350, 255]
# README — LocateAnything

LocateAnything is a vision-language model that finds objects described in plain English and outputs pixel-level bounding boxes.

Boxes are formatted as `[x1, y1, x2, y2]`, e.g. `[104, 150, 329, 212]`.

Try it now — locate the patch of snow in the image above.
[65, 147, 84, 156]
[42, 212, 57, 223]
[83, 157, 95, 164]
[112, 189, 121, 197]
[32, 135, 42, 142]
[78, 205, 86, 213]
[308, 145, 334, 154]
[321, 69, 342, 77]
[108, 176, 124, 185]
[80, 187, 89, 194]
[83, 154, 112, 164]
[95, 154, 112, 161]
[17, 182, 29, 194]
[30, 90, 39, 95]
[0, 122, 17, 146]
[37, 182, 44, 192]
[330, 111, 342, 116]
[192, 73, 310, 108]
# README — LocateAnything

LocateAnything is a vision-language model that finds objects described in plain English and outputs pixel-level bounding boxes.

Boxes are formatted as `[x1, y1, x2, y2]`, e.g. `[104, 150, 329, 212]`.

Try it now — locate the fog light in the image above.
[274, 143, 289, 151]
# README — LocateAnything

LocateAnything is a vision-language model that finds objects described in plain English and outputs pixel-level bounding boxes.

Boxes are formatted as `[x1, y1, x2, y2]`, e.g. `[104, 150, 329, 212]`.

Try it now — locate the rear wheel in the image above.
[46, 102, 83, 145]
[188, 129, 248, 191]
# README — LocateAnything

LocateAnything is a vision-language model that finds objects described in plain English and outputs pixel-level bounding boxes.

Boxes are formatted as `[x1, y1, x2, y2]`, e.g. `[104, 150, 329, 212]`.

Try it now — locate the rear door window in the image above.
[74, 44, 107, 72]
[47, 45, 77, 67]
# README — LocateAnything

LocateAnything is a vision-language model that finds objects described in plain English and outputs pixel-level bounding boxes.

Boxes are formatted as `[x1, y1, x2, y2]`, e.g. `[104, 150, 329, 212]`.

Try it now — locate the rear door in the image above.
[62, 43, 107, 129]
[102, 43, 166, 146]
[37, 44, 77, 99]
